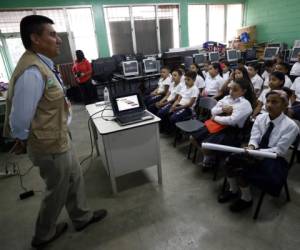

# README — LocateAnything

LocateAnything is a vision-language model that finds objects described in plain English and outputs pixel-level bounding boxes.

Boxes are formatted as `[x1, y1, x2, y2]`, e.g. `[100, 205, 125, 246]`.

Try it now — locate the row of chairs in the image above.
[171, 96, 300, 220]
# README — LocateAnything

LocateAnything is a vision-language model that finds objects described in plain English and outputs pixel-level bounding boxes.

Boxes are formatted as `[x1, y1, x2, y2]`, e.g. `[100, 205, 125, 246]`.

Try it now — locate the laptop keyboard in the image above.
[118, 112, 145, 123]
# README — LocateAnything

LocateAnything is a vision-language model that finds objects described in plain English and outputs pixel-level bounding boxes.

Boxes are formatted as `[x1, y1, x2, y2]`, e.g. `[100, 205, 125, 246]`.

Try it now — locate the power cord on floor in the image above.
[2, 154, 42, 199]
[80, 104, 114, 176]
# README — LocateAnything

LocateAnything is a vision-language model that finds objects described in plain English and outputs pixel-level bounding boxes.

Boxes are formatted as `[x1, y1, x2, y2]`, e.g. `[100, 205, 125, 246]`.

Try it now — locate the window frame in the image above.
[103, 3, 181, 56]
[188, 3, 244, 45]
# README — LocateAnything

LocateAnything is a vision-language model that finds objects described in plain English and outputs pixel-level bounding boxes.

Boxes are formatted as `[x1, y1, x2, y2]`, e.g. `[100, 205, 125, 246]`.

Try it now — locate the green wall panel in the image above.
[0, 0, 243, 57]
[245, 0, 300, 47]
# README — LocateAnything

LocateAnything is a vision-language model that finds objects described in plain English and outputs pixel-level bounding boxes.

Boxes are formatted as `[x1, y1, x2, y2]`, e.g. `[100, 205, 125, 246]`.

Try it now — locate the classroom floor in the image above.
[1, 104, 300, 250]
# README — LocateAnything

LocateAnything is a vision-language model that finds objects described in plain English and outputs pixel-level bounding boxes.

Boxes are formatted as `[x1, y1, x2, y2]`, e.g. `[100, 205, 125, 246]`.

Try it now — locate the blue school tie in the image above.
[259, 121, 274, 149]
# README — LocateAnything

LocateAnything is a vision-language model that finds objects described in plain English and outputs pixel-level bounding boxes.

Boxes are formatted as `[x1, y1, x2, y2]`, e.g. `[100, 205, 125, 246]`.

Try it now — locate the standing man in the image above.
[3, 15, 107, 248]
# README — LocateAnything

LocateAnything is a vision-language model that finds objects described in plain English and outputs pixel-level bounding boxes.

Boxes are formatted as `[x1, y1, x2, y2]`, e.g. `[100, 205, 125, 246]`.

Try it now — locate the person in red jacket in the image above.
[72, 50, 96, 104]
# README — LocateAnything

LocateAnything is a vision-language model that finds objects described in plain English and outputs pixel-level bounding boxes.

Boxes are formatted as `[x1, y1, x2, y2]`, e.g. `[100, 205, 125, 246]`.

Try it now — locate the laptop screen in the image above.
[116, 94, 140, 112]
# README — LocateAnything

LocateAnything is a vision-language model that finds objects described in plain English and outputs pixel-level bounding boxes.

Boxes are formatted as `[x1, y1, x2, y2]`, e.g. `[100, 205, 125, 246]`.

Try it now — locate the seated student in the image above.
[155, 69, 183, 128]
[247, 63, 264, 97]
[178, 64, 186, 84]
[290, 52, 300, 77]
[202, 63, 224, 98]
[287, 77, 300, 120]
[202, 61, 211, 80]
[262, 60, 275, 88]
[169, 71, 199, 124]
[218, 90, 299, 212]
[252, 71, 285, 119]
[191, 79, 254, 168]
[144, 66, 171, 107]
[222, 61, 231, 81]
[275, 62, 293, 88]
[237, 58, 247, 70]
[216, 66, 253, 101]
[190, 63, 205, 93]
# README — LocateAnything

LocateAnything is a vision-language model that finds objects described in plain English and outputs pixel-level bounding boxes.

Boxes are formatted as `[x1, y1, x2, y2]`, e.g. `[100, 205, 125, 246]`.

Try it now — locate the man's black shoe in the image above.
[218, 190, 239, 203]
[230, 199, 253, 213]
[76, 209, 107, 232]
[31, 222, 68, 248]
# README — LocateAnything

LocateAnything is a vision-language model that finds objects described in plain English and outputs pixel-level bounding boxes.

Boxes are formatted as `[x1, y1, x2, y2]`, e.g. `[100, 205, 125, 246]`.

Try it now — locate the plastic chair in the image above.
[173, 97, 217, 147]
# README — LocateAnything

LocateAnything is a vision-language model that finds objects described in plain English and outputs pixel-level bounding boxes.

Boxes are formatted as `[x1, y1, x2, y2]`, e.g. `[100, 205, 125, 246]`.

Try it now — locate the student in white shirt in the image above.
[202, 61, 211, 80]
[222, 61, 231, 82]
[190, 63, 205, 93]
[192, 79, 254, 169]
[275, 62, 293, 88]
[252, 71, 285, 119]
[156, 69, 183, 130]
[290, 52, 300, 77]
[169, 71, 199, 124]
[262, 60, 275, 88]
[145, 66, 171, 107]
[202, 63, 225, 98]
[218, 90, 299, 213]
[247, 63, 264, 97]
[288, 77, 300, 120]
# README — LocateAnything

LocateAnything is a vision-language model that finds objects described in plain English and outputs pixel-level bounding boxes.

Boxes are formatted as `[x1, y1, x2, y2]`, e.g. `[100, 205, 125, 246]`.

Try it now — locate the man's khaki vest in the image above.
[3, 50, 70, 154]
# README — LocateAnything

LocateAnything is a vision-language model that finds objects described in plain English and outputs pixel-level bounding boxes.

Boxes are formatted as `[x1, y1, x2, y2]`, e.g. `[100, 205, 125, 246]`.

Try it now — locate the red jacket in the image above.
[72, 59, 92, 84]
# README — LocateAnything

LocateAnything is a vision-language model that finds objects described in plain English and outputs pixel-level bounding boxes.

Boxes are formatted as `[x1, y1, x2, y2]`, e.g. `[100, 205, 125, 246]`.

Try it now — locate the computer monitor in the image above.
[263, 47, 280, 61]
[226, 50, 238, 62]
[209, 52, 219, 63]
[143, 58, 158, 74]
[290, 47, 300, 62]
[184, 56, 193, 69]
[122, 60, 139, 76]
[193, 53, 206, 66]
[245, 48, 256, 61]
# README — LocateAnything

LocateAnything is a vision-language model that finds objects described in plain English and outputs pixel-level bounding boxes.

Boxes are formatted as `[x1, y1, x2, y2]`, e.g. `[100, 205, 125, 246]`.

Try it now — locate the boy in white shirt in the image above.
[202, 63, 225, 98]
[275, 62, 293, 88]
[169, 70, 199, 124]
[144, 66, 171, 107]
[290, 52, 300, 77]
[262, 60, 275, 88]
[156, 69, 183, 129]
[218, 90, 299, 213]
[247, 63, 263, 97]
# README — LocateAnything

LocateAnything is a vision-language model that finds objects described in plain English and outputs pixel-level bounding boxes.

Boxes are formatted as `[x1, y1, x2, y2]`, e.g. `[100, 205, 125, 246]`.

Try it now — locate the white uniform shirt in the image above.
[262, 70, 270, 87]
[258, 88, 270, 114]
[195, 74, 205, 89]
[290, 62, 300, 76]
[157, 76, 171, 94]
[222, 71, 230, 81]
[251, 74, 264, 93]
[180, 75, 185, 84]
[284, 75, 293, 88]
[291, 77, 300, 102]
[179, 85, 199, 108]
[202, 70, 208, 79]
[211, 95, 252, 128]
[167, 81, 183, 102]
[204, 74, 224, 96]
[249, 112, 299, 157]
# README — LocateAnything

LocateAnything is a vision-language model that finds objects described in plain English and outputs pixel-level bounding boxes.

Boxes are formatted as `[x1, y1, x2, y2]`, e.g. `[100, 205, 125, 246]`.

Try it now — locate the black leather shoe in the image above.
[76, 209, 107, 232]
[230, 199, 253, 213]
[31, 222, 68, 248]
[218, 190, 239, 203]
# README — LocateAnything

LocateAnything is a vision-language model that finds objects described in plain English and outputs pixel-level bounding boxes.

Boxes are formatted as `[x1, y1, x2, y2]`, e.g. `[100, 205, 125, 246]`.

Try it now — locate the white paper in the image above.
[201, 143, 277, 159]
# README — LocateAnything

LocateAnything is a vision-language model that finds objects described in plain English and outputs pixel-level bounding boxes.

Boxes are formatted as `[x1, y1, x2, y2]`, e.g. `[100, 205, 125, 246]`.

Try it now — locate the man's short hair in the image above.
[20, 15, 54, 50]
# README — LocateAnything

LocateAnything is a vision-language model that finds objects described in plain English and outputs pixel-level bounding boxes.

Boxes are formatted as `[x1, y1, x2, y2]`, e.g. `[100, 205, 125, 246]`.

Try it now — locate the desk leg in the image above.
[91, 121, 100, 156]
[155, 124, 163, 185]
[110, 175, 118, 194]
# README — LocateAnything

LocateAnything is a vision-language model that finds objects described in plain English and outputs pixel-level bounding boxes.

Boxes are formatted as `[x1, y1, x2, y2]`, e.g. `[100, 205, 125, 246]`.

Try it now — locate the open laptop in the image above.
[110, 92, 153, 126]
